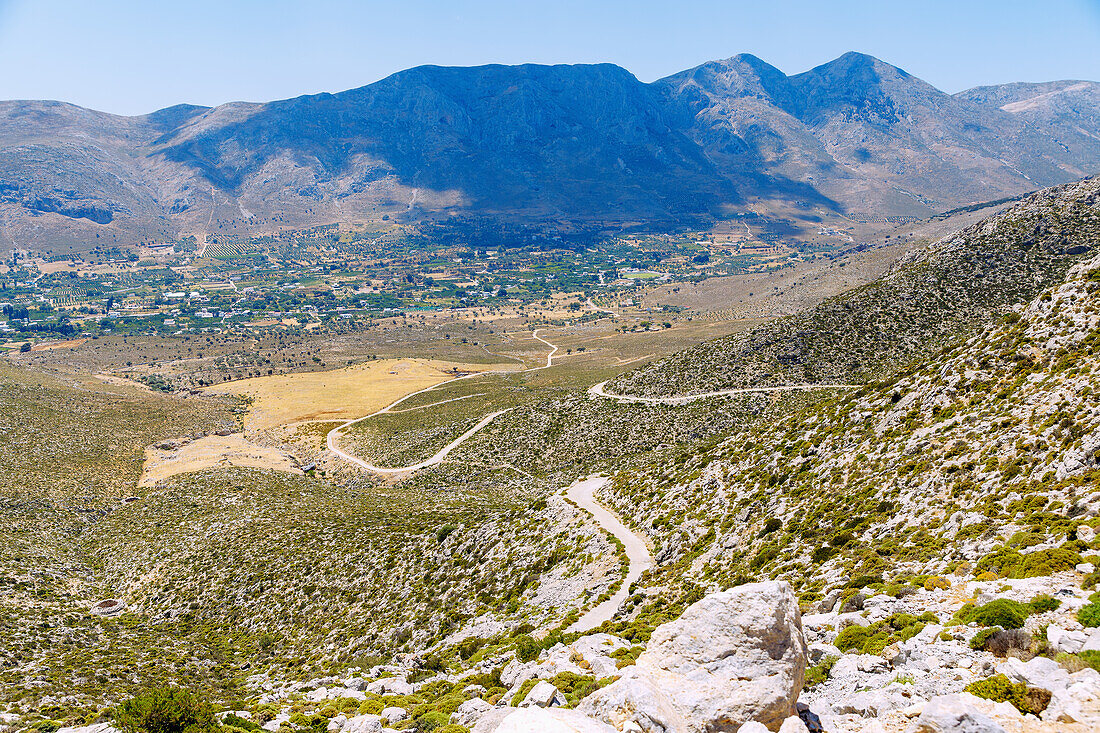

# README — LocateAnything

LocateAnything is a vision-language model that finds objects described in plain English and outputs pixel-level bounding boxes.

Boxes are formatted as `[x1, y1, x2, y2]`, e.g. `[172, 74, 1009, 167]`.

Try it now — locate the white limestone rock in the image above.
[379, 707, 406, 725]
[909, 693, 1007, 732]
[520, 680, 565, 708]
[1082, 627, 1100, 653]
[735, 724, 769, 733]
[579, 581, 807, 732]
[340, 714, 383, 733]
[452, 698, 494, 729]
[472, 707, 617, 732]
[995, 656, 1071, 693]
[1041, 670, 1100, 726]
[777, 717, 809, 733]
[1047, 624, 1088, 654]
[365, 677, 414, 696]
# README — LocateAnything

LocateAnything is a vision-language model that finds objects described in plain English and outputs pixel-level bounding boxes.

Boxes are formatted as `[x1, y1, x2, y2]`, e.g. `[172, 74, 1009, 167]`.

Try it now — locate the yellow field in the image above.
[202, 358, 514, 431]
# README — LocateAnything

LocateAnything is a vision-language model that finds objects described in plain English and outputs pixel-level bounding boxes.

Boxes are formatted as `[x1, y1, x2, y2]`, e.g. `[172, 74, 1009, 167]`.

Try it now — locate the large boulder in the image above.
[578, 581, 807, 732]
[365, 677, 414, 696]
[452, 698, 494, 729]
[909, 694, 1006, 733]
[472, 707, 617, 732]
[340, 715, 383, 733]
[520, 680, 566, 708]
[1041, 668, 1100, 726]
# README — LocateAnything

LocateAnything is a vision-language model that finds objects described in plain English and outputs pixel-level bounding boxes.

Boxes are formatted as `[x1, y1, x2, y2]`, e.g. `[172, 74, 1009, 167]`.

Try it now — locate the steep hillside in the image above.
[597, 218, 1100, 637]
[959, 79, 1100, 176]
[611, 176, 1100, 397]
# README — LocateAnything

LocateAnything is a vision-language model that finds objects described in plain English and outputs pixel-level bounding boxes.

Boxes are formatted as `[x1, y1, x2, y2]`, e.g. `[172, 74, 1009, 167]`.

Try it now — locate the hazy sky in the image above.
[1, 0, 1098, 115]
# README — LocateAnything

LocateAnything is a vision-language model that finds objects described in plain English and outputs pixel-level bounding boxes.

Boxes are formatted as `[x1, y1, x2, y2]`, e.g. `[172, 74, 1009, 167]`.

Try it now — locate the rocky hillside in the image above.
[596, 214, 1100, 639]
[2, 54, 1098, 250]
[610, 176, 1100, 397]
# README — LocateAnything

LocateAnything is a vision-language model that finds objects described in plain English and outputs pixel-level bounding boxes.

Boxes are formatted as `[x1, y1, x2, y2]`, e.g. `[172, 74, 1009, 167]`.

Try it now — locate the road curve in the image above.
[566, 475, 653, 633]
[328, 409, 512, 475]
[587, 380, 859, 405]
[327, 328, 558, 475]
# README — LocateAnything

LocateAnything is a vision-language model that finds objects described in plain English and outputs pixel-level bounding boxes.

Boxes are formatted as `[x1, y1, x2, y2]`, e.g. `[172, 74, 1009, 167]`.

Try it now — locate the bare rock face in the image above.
[578, 581, 807, 732]
[472, 707, 617, 733]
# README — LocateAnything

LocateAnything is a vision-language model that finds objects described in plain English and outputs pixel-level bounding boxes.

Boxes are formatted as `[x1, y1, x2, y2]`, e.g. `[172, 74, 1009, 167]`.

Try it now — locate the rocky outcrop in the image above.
[909, 694, 1007, 733]
[473, 707, 617, 733]
[579, 581, 807, 732]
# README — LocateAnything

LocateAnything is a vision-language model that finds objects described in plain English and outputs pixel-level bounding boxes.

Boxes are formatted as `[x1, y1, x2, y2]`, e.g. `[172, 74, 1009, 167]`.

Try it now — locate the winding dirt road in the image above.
[565, 475, 653, 632]
[587, 380, 859, 405]
[328, 324, 859, 475]
[326, 329, 559, 475]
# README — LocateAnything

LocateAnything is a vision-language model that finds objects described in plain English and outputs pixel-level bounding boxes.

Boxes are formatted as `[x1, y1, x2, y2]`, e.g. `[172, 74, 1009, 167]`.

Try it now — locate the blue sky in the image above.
[1, 0, 1098, 115]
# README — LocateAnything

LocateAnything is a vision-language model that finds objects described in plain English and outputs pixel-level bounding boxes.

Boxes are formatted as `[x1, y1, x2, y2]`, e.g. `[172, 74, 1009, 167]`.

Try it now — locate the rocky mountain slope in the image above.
[2, 54, 1098, 250]
[610, 176, 1100, 397]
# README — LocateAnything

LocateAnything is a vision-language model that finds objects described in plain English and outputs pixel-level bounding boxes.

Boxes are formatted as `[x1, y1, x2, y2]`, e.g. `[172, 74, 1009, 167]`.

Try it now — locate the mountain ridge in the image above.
[1, 53, 1098, 251]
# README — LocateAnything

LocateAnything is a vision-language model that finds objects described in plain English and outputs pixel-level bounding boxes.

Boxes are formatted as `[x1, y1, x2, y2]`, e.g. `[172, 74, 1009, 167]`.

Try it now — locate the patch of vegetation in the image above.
[115, 687, 218, 733]
[965, 674, 1051, 716]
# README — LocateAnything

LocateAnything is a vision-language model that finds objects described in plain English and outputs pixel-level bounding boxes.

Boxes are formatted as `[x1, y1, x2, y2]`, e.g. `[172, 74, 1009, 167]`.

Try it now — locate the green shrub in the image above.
[222, 716, 260, 732]
[547, 672, 617, 707]
[413, 711, 450, 732]
[976, 545, 1082, 579]
[1028, 594, 1061, 613]
[1078, 603, 1100, 628]
[834, 625, 869, 652]
[30, 722, 61, 733]
[356, 700, 383, 716]
[1055, 651, 1100, 673]
[513, 635, 541, 663]
[115, 687, 217, 733]
[924, 576, 950, 591]
[969, 628, 997, 651]
[965, 674, 1050, 715]
[805, 655, 838, 686]
[954, 599, 1029, 629]
[609, 645, 643, 669]
[833, 613, 931, 655]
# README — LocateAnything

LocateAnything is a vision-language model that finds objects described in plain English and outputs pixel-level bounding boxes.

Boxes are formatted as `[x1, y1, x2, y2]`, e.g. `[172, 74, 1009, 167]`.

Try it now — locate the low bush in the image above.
[976, 545, 1082, 579]
[924, 576, 950, 591]
[513, 635, 541, 663]
[965, 674, 1050, 715]
[412, 711, 449, 732]
[970, 628, 1032, 657]
[953, 599, 1029, 629]
[1028, 594, 1061, 613]
[115, 687, 217, 733]
[221, 715, 260, 733]
[1078, 603, 1100, 628]
[833, 613, 935, 655]
[805, 655, 838, 687]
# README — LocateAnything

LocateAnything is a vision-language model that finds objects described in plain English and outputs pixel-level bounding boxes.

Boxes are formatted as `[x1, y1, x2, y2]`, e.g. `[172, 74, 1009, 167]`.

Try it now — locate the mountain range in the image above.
[2, 52, 1099, 251]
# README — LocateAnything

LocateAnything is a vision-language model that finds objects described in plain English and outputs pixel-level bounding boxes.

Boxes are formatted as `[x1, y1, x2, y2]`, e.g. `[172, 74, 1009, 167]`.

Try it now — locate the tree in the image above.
[115, 687, 217, 733]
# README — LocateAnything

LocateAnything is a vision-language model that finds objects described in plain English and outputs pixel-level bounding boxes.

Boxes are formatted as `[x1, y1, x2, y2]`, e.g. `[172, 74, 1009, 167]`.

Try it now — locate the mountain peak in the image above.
[657, 53, 792, 105]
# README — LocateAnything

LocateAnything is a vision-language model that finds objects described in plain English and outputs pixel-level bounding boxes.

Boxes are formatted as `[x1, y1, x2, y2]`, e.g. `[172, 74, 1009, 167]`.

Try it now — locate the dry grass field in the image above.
[202, 357, 517, 430]
[139, 434, 304, 487]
